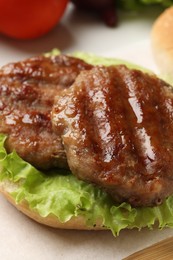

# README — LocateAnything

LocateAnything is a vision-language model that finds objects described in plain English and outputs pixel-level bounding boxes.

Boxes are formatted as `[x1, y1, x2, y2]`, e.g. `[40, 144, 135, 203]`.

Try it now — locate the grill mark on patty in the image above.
[79, 68, 138, 178]
[117, 68, 159, 179]
[118, 68, 172, 180]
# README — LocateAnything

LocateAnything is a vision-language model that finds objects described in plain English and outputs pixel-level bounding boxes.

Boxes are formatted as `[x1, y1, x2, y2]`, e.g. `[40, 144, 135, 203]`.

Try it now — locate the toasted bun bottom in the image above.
[0, 179, 105, 230]
[151, 7, 173, 74]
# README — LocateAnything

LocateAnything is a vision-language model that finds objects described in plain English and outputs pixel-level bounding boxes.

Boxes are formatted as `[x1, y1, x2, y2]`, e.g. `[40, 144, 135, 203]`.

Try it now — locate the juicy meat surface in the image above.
[0, 54, 92, 169]
[52, 65, 173, 206]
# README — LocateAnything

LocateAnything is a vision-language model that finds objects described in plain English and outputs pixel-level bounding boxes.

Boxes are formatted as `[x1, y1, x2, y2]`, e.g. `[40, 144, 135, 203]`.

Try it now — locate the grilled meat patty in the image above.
[52, 65, 173, 207]
[0, 54, 92, 169]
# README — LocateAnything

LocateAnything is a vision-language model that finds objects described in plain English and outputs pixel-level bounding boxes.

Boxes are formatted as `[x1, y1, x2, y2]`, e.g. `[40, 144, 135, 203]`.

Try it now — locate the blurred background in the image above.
[0, 1, 168, 66]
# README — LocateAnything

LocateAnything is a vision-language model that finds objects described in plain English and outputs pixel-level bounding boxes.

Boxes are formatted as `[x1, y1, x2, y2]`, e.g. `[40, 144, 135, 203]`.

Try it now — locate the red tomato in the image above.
[0, 0, 69, 39]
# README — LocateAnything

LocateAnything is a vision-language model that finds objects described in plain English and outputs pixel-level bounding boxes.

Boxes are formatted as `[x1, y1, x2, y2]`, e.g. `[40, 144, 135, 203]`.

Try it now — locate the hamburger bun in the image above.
[1, 53, 173, 236]
[151, 7, 173, 74]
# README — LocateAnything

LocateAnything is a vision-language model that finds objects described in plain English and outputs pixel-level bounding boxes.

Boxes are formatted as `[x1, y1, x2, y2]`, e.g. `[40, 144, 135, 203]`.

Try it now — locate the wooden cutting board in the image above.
[123, 237, 173, 260]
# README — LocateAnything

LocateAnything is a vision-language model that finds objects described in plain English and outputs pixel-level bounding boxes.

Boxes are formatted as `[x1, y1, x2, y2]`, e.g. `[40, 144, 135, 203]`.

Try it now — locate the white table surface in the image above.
[0, 4, 171, 260]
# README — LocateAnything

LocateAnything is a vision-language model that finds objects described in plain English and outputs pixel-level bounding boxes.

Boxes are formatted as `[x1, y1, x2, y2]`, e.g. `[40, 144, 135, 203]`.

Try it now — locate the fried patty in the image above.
[52, 65, 173, 206]
[0, 54, 92, 169]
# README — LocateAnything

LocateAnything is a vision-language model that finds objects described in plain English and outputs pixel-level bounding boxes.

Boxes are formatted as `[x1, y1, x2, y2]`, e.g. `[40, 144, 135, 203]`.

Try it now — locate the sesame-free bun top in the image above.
[151, 7, 173, 74]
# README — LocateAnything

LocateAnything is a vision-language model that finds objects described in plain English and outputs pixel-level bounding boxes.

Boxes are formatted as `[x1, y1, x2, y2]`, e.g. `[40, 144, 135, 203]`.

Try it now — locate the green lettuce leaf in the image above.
[46, 49, 151, 72]
[1, 52, 173, 236]
[1, 133, 173, 236]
